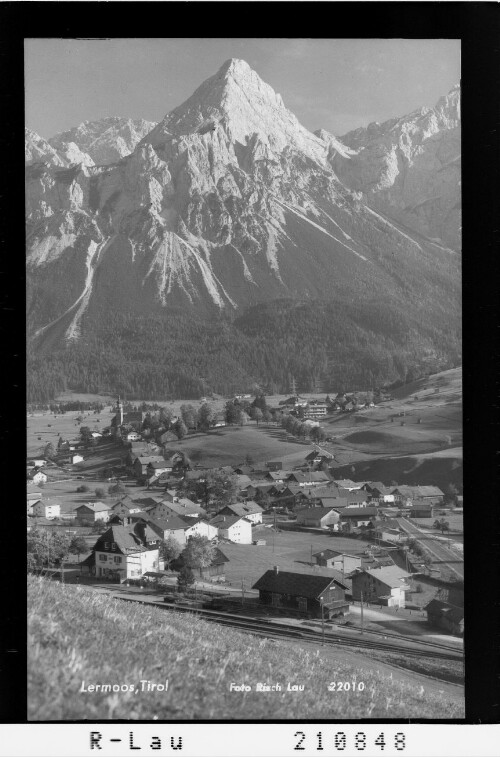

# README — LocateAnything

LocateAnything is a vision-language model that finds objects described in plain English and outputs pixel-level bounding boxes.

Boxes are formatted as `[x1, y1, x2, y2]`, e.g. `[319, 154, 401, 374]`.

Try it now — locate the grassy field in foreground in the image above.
[28, 576, 463, 720]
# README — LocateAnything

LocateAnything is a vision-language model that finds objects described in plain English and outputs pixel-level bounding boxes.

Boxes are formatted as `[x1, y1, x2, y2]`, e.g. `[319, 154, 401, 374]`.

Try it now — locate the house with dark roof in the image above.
[252, 567, 349, 619]
[313, 549, 363, 574]
[75, 502, 111, 523]
[339, 507, 378, 529]
[408, 501, 434, 518]
[425, 599, 464, 636]
[351, 566, 411, 608]
[132, 455, 166, 479]
[90, 524, 160, 581]
[266, 461, 283, 471]
[146, 515, 191, 546]
[295, 506, 341, 529]
[146, 497, 207, 520]
[287, 471, 330, 487]
[219, 500, 263, 524]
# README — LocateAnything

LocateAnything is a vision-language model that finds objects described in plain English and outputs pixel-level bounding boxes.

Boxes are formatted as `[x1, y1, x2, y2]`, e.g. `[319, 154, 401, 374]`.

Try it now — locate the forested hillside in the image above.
[27, 298, 461, 402]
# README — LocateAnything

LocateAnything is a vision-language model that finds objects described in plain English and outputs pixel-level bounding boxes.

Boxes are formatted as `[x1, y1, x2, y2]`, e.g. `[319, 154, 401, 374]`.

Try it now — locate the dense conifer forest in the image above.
[27, 299, 461, 402]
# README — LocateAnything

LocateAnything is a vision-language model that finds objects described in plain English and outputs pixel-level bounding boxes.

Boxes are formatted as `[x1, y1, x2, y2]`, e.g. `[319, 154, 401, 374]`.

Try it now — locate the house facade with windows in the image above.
[295, 506, 340, 529]
[219, 501, 263, 524]
[75, 502, 111, 522]
[252, 568, 349, 619]
[351, 566, 411, 608]
[92, 524, 159, 581]
[30, 500, 61, 519]
[209, 514, 253, 544]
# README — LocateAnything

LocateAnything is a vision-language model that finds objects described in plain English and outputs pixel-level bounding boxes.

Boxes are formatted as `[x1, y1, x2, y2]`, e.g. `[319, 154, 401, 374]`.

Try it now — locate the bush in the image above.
[95, 487, 106, 499]
[415, 584, 423, 593]
[76, 485, 89, 493]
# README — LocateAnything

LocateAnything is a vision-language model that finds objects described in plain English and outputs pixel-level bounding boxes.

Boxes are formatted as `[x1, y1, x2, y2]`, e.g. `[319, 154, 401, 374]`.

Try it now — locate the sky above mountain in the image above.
[25, 38, 460, 139]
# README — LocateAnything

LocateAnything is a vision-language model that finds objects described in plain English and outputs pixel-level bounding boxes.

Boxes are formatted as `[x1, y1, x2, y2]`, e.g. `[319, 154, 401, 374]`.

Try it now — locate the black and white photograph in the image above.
[24, 34, 466, 723]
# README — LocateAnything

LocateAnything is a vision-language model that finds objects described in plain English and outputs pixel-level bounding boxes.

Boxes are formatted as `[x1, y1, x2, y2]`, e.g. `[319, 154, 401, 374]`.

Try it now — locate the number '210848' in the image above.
[294, 731, 406, 751]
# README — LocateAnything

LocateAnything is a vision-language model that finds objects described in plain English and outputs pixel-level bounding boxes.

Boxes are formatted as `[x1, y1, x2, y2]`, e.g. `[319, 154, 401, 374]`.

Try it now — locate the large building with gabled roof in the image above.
[252, 567, 349, 619]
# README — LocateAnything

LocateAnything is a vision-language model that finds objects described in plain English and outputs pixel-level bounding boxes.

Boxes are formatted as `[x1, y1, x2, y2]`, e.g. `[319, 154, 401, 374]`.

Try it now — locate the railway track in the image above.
[116, 595, 462, 662]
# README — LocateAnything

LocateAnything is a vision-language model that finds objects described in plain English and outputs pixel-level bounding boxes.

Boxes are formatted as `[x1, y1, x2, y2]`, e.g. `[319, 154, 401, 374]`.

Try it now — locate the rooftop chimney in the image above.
[274, 565, 279, 574]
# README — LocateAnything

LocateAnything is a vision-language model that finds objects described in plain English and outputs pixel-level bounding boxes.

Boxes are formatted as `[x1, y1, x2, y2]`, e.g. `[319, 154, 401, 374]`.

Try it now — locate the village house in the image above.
[219, 500, 263, 524]
[109, 496, 145, 515]
[313, 549, 363, 574]
[265, 470, 293, 484]
[146, 460, 172, 478]
[252, 567, 349, 619]
[146, 515, 190, 546]
[333, 479, 361, 491]
[339, 507, 378, 530]
[75, 501, 111, 523]
[124, 431, 142, 442]
[408, 500, 434, 518]
[425, 599, 464, 636]
[373, 520, 402, 542]
[71, 454, 84, 465]
[209, 514, 253, 544]
[88, 524, 159, 581]
[287, 471, 330, 487]
[133, 455, 166, 479]
[303, 401, 328, 420]
[351, 565, 411, 608]
[108, 510, 151, 528]
[28, 459, 47, 468]
[148, 497, 207, 520]
[29, 500, 61, 519]
[184, 518, 218, 541]
[28, 470, 48, 485]
[266, 461, 283, 472]
[295, 506, 340, 529]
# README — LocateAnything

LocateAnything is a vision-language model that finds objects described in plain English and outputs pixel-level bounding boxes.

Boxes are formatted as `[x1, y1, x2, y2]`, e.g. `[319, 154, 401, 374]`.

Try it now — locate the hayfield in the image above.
[28, 576, 464, 720]
[220, 530, 373, 589]
[164, 424, 312, 468]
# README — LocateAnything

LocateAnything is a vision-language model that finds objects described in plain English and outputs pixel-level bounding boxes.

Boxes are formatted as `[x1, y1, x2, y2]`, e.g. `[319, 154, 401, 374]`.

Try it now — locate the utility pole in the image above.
[241, 579, 245, 606]
[360, 590, 364, 634]
[310, 544, 313, 567]
[320, 597, 325, 645]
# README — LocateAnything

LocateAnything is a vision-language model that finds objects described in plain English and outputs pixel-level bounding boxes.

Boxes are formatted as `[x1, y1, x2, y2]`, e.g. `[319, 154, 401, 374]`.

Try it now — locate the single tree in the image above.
[76, 484, 89, 493]
[180, 404, 197, 430]
[160, 535, 182, 567]
[182, 535, 215, 572]
[197, 403, 214, 431]
[80, 426, 93, 443]
[44, 442, 56, 460]
[95, 487, 106, 499]
[69, 536, 88, 563]
[173, 419, 188, 440]
[253, 407, 263, 426]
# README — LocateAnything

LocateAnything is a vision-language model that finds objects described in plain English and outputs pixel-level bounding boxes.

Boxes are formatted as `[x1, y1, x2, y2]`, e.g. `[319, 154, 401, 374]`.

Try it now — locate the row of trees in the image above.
[279, 412, 327, 443]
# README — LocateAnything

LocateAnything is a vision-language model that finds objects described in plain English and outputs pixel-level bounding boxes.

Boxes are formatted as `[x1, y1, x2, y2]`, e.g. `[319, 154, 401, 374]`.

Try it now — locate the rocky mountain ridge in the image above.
[26, 59, 460, 398]
[323, 84, 461, 249]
